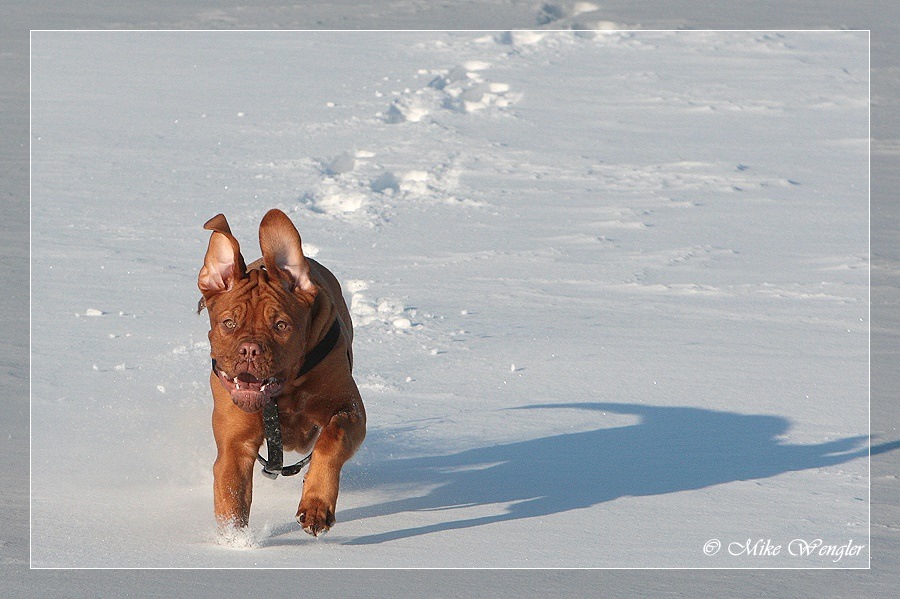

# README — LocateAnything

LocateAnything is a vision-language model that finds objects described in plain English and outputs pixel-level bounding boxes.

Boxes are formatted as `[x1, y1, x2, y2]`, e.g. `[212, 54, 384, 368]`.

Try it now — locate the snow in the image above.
[29, 29, 870, 569]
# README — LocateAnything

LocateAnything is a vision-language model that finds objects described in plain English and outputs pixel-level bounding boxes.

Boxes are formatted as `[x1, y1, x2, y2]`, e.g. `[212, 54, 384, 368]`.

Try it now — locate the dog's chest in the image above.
[277, 402, 321, 454]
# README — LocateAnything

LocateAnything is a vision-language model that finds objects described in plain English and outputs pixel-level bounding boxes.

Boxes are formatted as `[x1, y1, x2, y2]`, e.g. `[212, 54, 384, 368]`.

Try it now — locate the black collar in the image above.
[295, 318, 342, 379]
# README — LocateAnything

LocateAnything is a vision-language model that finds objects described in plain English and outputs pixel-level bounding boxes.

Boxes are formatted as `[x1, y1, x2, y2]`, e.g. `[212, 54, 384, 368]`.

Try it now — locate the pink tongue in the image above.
[237, 372, 260, 384]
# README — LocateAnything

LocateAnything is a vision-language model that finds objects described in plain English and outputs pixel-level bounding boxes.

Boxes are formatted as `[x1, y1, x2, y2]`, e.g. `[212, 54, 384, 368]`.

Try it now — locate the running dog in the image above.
[198, 209, 365, 536]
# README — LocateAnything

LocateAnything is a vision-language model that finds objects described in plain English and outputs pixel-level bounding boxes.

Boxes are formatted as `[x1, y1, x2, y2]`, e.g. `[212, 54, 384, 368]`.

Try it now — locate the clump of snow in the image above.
[214, 523, 259, 550]
[575, 19, 626, 31]
[344, 279, 370, 294]
[385, 96, 430, 123]
[496, 30, 547, 46]
[392, 317, 412, 329]
[461, 60, 491, 72]
[304, 188, 366, 215]
[392, 60, 519, 120]
[572, 2, 601, 16]
[427, 65, 468, 90]
[349, 282, 417, 331]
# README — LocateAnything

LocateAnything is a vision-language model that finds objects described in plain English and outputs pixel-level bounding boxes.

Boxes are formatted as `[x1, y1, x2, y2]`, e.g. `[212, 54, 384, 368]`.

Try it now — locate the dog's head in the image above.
[198, 209, 318, 413]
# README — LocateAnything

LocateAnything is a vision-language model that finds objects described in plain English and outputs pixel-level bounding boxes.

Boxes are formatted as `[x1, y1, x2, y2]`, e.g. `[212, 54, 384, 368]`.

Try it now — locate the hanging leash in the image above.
[257, 398, 309, 479]
[257, 318, 342, 479]
[212, 319, 344, 480]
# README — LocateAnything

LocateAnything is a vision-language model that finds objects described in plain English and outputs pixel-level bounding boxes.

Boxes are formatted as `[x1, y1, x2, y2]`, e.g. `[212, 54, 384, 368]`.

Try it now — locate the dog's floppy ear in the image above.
[258, 209, 316, 297]
[198, 213, 247, 299]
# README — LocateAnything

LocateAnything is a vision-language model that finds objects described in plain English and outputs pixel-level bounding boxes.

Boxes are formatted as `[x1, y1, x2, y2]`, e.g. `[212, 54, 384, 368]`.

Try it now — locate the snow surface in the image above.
[30, 30, 870, 568]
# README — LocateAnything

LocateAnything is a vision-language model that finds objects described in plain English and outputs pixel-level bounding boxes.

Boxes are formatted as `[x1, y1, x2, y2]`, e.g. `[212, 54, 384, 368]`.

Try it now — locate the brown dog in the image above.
[198, 209, 365, 536]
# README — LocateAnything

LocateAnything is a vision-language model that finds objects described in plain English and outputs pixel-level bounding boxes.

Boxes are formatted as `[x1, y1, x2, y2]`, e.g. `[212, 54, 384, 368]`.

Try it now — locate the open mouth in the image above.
[216, 369, 285, 413]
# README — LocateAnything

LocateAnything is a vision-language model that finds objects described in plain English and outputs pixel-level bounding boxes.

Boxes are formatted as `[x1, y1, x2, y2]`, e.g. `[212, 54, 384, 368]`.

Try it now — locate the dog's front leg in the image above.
[297, 400, 366, 536]
[212, 399, 262, 529]
[213, 444, 256, 529]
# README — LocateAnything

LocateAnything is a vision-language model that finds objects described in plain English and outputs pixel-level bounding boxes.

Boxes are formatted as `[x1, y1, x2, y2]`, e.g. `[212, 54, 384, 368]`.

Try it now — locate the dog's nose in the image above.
[239, 342, 262, 361]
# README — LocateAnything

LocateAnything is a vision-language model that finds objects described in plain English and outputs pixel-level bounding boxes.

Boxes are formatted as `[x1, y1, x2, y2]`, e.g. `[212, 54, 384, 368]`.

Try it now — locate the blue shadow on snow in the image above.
[271, 402, 893, 546]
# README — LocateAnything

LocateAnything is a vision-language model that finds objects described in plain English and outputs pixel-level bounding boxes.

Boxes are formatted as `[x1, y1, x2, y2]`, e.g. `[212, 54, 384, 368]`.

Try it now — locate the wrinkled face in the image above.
[207, 270, 312, 413]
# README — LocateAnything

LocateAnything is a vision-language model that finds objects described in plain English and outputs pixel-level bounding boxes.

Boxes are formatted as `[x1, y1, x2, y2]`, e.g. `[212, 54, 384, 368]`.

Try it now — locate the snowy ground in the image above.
[29, 30, 870, 568]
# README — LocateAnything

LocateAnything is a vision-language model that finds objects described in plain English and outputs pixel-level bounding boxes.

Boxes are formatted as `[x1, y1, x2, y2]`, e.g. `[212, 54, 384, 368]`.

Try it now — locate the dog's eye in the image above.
[274, 320, 289, 331]
[222, 318, 237, 330]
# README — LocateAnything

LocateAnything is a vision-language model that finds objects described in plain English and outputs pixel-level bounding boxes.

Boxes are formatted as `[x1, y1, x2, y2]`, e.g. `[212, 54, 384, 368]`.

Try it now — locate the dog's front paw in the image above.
[297, 500, 335, 537]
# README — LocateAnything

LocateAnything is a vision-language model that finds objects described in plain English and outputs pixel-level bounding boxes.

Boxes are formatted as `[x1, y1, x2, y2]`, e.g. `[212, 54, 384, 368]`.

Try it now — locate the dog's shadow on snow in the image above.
[270, 402, 894, 546]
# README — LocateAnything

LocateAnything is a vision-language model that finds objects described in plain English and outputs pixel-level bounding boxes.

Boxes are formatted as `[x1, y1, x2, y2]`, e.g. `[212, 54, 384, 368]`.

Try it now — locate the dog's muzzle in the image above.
[215, 367, 285, 413]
